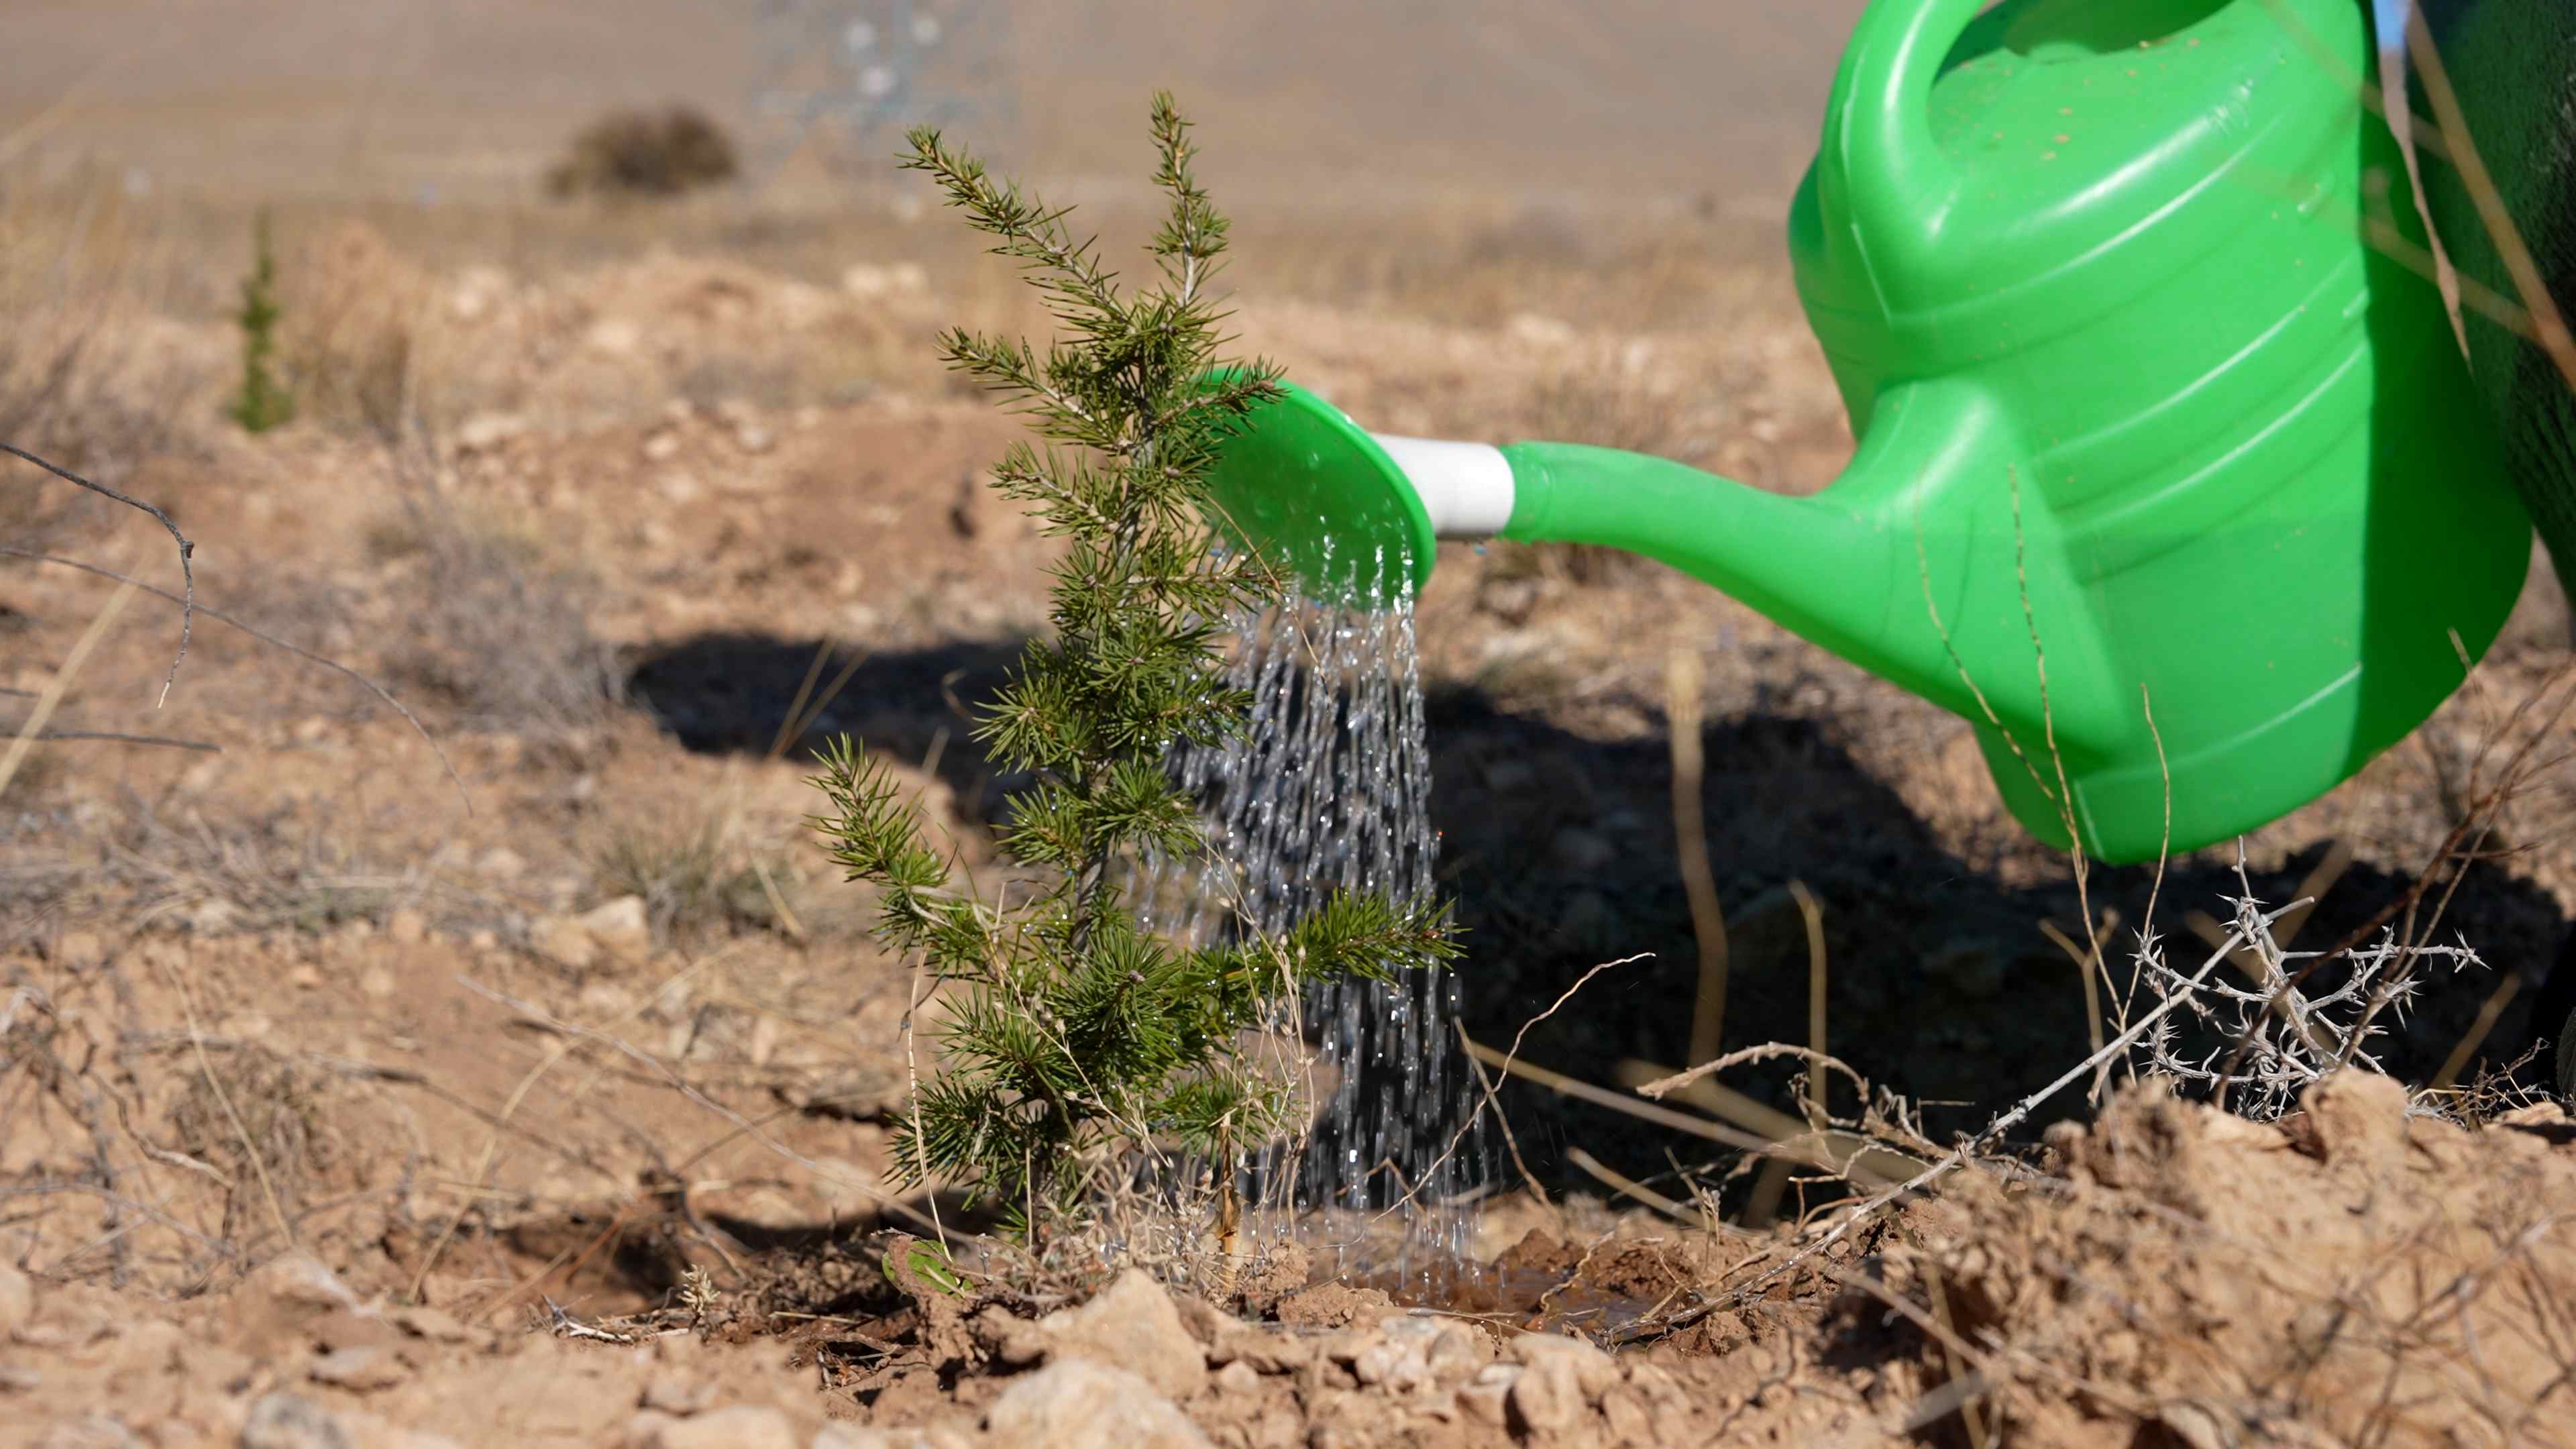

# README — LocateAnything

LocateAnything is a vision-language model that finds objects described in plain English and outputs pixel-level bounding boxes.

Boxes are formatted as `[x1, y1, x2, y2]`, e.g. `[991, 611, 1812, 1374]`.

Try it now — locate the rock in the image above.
[840, 262, 929, 301]
[983, 1360, 1210, 1449]
[239, 1393, 355, 1449]
[643, 431, 682, 463]
[631, 1406, 801, 1449]
[1453, 1364, 1517, 1427]
[641, 1374, 718, 1415]
[52, 930, 104, 970]
[733, 425, 776, 455]
[38, 1415, 142, 1448]
[389, 1305, 470, 1342]
[1350, 1316, 1450, 1391]
[454, 412, 528, 453]
[250, 1254, 360, 1316]
[1237, 1241, 1308, 1313]
[386, 909, 427, 947]
[0, 1261, 34, 1337]
[1425, 1324, 1491, 1384]
[1507, 1350, 1585, 1432]
[1508, 1330, 1621, 1401]
[587, 317, 644, 358]
[1212, 1361, 1260, 1395]
[1599, 1385, 1654, 1443]
[2301, 1070, 2411, 1168]
[808, 1428, 899, 1449]
[527, 915, 598, 971]
[1027, 1268, 1207, 1399]
[1509, 313, 1577, 347]
[1273, 1282, 1393, 1330]
[311, 1307, 402, 1354]
[308, 1346, 408, 1391]
[575, 895, 653, 957]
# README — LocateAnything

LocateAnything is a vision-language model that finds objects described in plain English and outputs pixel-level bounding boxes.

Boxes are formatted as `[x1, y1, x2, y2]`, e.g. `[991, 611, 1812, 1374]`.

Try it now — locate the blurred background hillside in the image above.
[0, 1, 1870, 219]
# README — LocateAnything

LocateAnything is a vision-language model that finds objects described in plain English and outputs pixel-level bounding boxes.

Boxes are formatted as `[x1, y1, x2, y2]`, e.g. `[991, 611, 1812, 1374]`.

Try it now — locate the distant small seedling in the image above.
[227, 210, 294, 434]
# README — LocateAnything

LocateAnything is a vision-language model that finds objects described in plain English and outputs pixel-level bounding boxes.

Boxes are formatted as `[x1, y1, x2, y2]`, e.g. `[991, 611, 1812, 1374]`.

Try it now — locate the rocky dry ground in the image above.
[9, 203, 2576, 1446]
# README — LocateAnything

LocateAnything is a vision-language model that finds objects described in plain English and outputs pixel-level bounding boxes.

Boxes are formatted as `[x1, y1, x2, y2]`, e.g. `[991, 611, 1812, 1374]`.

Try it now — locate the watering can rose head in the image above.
[1202, 0, 2533, 866]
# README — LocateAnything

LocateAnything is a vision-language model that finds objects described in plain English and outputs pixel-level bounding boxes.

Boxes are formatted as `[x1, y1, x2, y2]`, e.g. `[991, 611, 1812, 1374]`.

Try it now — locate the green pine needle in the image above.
[811, 94, 1459, 1242]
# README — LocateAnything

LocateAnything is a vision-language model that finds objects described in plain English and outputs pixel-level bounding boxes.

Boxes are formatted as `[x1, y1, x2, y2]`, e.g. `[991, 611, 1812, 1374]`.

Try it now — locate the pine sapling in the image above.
[228, 210, 293, 434]
[810, 95, 1458, 1244]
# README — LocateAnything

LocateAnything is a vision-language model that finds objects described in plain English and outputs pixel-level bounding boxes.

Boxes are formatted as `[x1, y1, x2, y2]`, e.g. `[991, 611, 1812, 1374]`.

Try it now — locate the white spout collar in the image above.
[1371, 435, 1515, 540]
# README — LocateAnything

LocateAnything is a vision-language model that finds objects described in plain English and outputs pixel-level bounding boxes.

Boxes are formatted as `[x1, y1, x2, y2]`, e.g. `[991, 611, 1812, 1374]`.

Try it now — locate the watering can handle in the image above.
[1820, 0, 1984, 285]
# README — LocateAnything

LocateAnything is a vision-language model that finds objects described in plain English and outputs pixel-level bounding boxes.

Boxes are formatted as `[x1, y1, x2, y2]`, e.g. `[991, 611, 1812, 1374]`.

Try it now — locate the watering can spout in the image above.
[1201, 375, 2127, 824]
[1481, 380, 2125, 759]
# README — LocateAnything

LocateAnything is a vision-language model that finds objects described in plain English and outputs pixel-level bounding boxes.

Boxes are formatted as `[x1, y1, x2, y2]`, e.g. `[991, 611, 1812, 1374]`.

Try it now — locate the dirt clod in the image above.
[982, 1359, 1210, 1449]
[1020, 1268, 1206, 1399]
[1273, 1282, 1393, 1330]
[628, 1405, 802, 1449]
[0, 1262, 34, 1338]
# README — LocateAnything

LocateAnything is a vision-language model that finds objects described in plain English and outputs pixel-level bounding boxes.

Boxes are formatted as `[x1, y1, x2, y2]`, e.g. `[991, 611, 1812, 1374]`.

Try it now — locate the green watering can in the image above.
[1203, 0, 2534, 864]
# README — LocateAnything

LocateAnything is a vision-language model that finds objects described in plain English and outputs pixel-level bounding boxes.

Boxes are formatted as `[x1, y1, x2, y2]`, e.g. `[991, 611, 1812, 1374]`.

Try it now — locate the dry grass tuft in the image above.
[545, 107, 741, 201]
[365, 496, 619, 734]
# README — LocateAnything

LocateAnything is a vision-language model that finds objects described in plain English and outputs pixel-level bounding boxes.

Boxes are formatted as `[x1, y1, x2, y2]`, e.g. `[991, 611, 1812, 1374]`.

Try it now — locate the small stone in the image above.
[641, 1405, 800, 1449]
[2301, 1070, 2411, 1168]
[386, 910, 427, 946]
[1600, 1386, 1654, 1443]
[239, 1393, 356, 1449]
[1426, 1324, 1490, 1383]
[527, 916, 598, 971]
[1028, 1268, 1208, 1399]
[309, 1346, 408, 1391]
[1509, 312, 1576, 347]
[734, 425, 775, 455]
[641, 1375, 717, 1415]
[575, 895, 653, 957]
[38, 1414, 142, 1448]
[587, 317, 643, 358]
[454, 412, 528, 453]
[251, 1254, 360, 1315]
[1213, 1360, 1260, 1395]
[808, 1429, 898, 1449]
[0, 1261, 34, 1336]
[180, 1341, 256, 1393]
[1507, 1351, 1584, 1432]
[643, 431, 682, 463]
[983, 1360, 1210, 1449]
[1454, 1365, 1517, 1427]
[309, 1307, 401, 1354]
[1509, 1330, 1621, 1400]
[476, 848, 527, 882]
[1273, 1282, 1393, 1330]
[390, 1305, 470, 1343]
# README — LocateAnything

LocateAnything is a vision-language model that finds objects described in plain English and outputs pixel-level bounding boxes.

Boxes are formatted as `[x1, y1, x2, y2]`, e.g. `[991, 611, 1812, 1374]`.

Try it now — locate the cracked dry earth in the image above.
[11, 1069, 2576, 1446]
